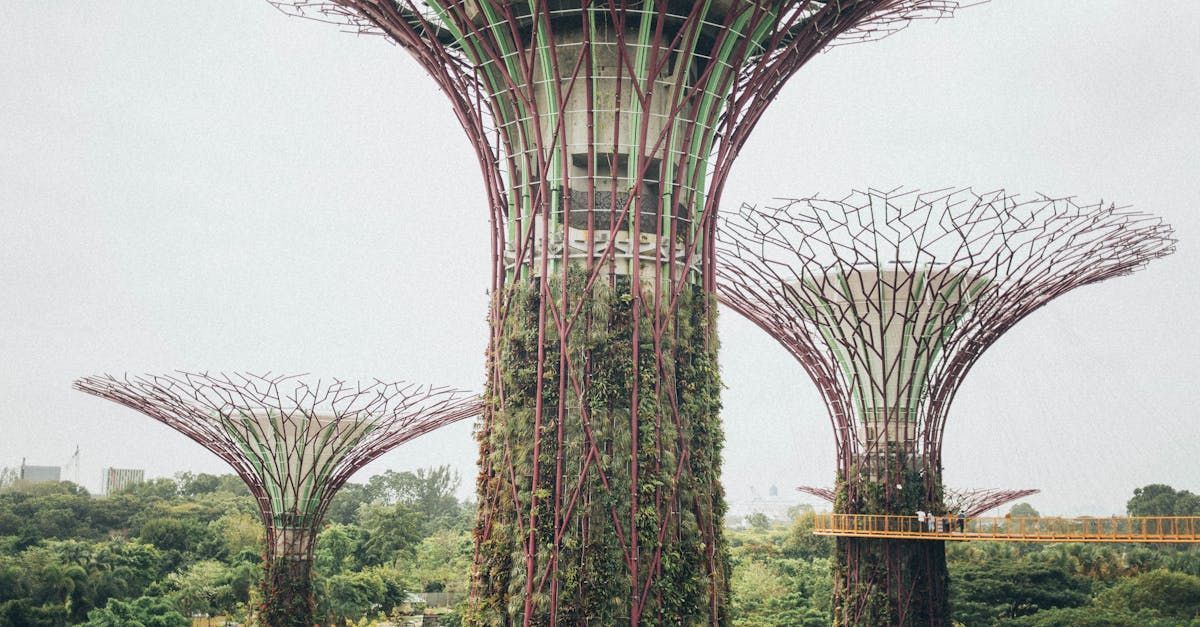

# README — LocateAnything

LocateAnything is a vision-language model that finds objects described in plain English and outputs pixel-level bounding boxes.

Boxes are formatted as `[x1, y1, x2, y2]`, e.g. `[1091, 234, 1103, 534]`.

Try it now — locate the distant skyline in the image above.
[2, 1, 1197, 515]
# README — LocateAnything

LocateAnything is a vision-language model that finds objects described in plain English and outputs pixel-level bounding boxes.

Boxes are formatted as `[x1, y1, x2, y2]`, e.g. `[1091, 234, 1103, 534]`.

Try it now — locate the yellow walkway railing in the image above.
[811, 513, 1200, 543]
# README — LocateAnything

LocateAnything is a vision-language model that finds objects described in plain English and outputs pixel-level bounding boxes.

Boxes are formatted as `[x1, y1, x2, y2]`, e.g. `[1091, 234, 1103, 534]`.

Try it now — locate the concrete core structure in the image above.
[793, 266, 986, 468]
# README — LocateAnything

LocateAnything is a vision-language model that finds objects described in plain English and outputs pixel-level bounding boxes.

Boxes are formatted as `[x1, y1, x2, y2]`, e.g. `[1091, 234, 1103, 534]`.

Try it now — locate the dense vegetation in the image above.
[474, 273, 727, 625]
[730, 487, 1200, 627]
[1, 473, 1197, 626]
[0, 467, 473, 625]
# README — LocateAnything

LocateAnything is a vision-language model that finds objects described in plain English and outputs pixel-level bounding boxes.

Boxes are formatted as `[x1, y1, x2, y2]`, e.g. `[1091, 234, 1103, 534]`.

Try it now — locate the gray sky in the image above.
[1, 1, 1196, 516]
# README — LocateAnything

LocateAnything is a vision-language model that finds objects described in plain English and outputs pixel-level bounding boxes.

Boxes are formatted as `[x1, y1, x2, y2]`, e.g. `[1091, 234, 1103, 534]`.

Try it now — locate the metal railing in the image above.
[811, 513, 1200, 543]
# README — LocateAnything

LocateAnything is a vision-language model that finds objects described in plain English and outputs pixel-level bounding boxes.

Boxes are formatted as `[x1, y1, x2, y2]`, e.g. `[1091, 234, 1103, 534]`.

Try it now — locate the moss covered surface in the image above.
[260, 554, 315, 627]
[470, 271, 728, 625]
[832, 467, 949, 626]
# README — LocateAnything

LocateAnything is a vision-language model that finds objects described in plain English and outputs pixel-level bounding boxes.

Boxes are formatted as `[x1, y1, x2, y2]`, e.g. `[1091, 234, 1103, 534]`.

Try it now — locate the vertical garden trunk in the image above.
[833, 470, 949, 626]
[833, 537, 948, 626]
[261, 556, 315, 627]
[472, 272, 728, 625]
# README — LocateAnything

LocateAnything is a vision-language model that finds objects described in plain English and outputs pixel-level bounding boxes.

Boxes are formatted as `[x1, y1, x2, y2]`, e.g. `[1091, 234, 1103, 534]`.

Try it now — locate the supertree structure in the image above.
[716, 188, 1175, 625]
[797, 485, 1040, 518]
[268, 3, 967, 624]
[74, 372, 481, 627]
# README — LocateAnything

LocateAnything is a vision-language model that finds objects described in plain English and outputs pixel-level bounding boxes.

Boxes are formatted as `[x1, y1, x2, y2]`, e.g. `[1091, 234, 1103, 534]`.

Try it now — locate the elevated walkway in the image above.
[811, 513, 1200, 543]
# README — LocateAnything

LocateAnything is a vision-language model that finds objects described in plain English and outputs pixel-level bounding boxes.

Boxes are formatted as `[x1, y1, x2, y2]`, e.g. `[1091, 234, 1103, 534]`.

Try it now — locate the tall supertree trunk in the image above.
[833, 466, 949, 625]
[266, 3, 976, 624]
[473, 272, 726, 625]
[833, 537, 948, 626]
[262, 528, 317, 627]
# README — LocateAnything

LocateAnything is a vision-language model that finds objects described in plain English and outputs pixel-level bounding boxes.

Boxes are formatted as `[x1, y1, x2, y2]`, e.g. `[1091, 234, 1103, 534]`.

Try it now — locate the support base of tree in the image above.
[471, 273, 728, 625]
[261, 557, 315, 627]
[833, 536, 948, 626]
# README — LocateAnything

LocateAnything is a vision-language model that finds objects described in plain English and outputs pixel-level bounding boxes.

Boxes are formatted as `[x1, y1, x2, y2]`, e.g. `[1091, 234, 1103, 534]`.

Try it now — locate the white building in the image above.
[101, 467, 145, 495]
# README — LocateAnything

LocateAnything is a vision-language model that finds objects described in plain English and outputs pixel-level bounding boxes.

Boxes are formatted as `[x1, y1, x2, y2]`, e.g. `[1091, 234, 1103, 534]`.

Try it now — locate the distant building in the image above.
[728, 484, 808, 525]
[19, 461, 61, 484]
[102, 467, 145, 495]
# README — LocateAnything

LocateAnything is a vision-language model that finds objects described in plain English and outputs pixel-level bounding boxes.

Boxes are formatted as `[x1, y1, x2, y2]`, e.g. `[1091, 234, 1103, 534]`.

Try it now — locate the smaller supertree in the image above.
[75, 372, 481, 627]
[798, 486, 1039, 518]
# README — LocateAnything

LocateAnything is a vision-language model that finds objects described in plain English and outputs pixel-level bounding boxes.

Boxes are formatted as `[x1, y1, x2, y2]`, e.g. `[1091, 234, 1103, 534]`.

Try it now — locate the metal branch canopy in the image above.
[74, 372, 481, 626]
[718, 188, 1175, 487]
[266, 2, 971, 625]
[272, 0, 960, 291]
[798, 485, 1041, 519]
[716, 187, 1174, 624]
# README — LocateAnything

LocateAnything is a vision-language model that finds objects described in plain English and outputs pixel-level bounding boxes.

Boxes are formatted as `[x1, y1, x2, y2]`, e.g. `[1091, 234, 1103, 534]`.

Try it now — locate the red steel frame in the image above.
[718, 189, 1174, 490]
[799, 486, 1041, 518]
[267, 2, 968, 624]
[717, 187, 1175, 624]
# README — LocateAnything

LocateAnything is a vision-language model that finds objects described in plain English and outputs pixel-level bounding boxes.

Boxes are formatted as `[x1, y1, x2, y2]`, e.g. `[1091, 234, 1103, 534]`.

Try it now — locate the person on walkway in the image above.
[957, 513, 966, 533]
[916, 510, 927, 533]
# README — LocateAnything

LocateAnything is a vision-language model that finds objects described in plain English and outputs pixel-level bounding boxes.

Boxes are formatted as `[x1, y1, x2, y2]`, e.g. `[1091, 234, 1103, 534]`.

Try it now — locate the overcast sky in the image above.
[1, 1, 1196, 516]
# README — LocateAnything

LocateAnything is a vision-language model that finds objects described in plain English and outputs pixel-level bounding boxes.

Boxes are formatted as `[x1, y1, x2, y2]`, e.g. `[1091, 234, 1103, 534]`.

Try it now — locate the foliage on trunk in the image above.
[470, 270, 728, 625]
[832, 467, 948, 625]
[260, 555, 314, 627]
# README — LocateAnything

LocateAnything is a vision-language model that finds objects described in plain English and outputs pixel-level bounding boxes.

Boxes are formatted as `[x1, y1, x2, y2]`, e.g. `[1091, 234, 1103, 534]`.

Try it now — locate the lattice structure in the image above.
[268, 3, 968, 624]
[798, 485, 1040, 518]
[74, 372, 481, 627]
[945, 488, 1039, 518]
[717, 188, 1174, 625]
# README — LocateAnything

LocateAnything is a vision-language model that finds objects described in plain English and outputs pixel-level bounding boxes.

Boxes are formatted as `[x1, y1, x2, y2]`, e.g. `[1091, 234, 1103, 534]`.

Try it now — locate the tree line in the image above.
[0, 467, 472, 625]
[729, 485, 1200, 626]
[1, 473, 1198, 626]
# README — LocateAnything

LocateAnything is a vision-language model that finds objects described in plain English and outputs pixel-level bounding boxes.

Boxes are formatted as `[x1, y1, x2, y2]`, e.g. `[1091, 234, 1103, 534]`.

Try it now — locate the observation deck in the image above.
[811, 513, 1200, 543]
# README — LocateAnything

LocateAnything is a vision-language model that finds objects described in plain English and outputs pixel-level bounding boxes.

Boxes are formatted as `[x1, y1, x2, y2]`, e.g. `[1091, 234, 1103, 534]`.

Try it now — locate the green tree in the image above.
[1002, 605, 1179, 627]
[89, 493, 150, 536]
[951, 560, 1091, 624]
[357, 503, 423, 566]
[1008, 502, 1041, 518]
[780, 512, 834, 562]
[730, 559, 790, 623]
[318, 569, 387, 624]
[315, 523, 359, 576]
[124, 478, 179, 501]
[0, 467, 18, 490]
[786, 503, 815, 520]
[1094, 568, 1200, 620]
[747, 512, 772, 532]
[0, 598, 70, 626]
[166, 560, 236, 620]
[0, 483, 99, 543]
[208, 512, 261, 558]
[404, 529, 472, 595]
[82, 596, 189, 627]
[365, 467, 466, 533]
[137, 517, 211, 554]
[725, 517, 833, 627]
[325, 482, 373, 525]
[42, 538, 166, 620]
[1027, 543, 1131, 583]
[175, 472, 222, 497]
[1127, 484, 1200, 516]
